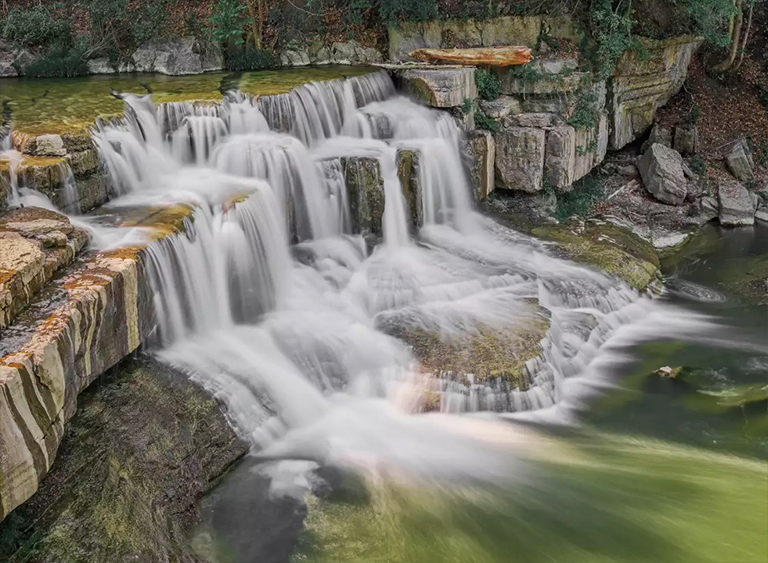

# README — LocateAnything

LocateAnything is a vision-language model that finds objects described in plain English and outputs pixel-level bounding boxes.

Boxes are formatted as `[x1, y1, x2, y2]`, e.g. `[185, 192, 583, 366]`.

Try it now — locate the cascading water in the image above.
[89, 69, 733, 480]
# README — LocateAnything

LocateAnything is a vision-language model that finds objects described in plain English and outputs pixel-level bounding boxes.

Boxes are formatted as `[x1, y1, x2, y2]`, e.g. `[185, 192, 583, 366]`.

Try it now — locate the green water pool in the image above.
[0, 66, 376, 136]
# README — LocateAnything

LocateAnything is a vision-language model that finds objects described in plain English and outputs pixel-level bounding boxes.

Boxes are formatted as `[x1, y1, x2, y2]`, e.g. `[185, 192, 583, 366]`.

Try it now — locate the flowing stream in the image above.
[5, 70, 766, 562]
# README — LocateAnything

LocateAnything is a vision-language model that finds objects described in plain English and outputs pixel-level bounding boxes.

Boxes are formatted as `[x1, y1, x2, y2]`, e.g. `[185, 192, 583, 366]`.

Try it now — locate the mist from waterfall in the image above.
[86, 70, 751, 484]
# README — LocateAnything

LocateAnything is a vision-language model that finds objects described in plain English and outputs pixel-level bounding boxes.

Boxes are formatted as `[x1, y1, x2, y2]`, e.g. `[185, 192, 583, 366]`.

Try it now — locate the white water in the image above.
[84, 70, 752, 483]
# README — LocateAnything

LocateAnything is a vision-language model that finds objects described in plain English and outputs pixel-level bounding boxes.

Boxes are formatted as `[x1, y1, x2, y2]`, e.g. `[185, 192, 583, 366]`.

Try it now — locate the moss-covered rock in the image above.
[341, 157, 386, 236]
[532, 220, 661, 291]
[396, 149, 422, 230]
[0, 356, 247, 563]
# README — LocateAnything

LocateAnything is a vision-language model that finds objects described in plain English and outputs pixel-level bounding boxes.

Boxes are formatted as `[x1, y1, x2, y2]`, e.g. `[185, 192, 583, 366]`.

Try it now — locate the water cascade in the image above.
[89, 70, 736, 477]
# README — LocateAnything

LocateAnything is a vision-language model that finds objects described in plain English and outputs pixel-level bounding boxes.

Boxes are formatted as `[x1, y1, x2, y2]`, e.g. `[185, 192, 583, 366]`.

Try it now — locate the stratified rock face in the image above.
[464, 130, 496, 202]
[545, 126, 576, 191]
[718, 179, 756, 226]
[0, 208, 155, 522]
[495, 127, 546, 192]
[638, 143, 687, 205]
[388, 16, 583, 61]
[397, 149, 422, 230]
[0, 356, 247, 563]
[0, 208, 88, 330]
[400, 68, 477, 108]
[340, 157, 386, 236]
[132, 37, 223, 75]
[726, 140, 755, 182]
[609, 35, 702, 150]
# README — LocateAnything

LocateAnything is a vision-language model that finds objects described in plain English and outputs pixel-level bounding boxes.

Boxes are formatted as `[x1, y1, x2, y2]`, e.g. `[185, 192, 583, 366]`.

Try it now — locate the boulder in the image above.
[609, 36, 702, 150]
[495, 127, 546, 192]
[132, 37, 223, 75]
[464, 130, 496, 202]
[726, 140, 755, 182]
[674, 124, 699, 155]
[0, 61, 17, 78]
[755, 206, 768, 223]
[86, 58, 135, 74]
[280, 48, 310, 67]
[638, 144, 687, 205]
[640, 124, 672, 154]
[718, 179, 756, 226]
[400, 68, 477, 108]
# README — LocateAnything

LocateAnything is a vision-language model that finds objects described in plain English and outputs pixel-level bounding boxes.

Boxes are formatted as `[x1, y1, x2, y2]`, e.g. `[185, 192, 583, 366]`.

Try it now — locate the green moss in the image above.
[533, 221, 661, 291]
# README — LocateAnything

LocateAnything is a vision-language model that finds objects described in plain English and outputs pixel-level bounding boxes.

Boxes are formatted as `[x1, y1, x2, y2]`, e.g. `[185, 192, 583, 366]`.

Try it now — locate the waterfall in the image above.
[87, 69, 677, 471]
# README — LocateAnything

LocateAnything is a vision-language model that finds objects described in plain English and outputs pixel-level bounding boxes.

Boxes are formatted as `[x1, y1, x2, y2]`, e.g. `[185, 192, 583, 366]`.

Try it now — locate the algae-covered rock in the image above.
[396, 149, 422, 230]
[341, 157, 386, 236]
[532, 221, 661, 291]
[0, 356, 247, 563]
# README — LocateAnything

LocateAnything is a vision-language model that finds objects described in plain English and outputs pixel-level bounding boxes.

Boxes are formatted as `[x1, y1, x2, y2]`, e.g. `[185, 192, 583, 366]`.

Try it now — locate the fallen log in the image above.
[408, 46, 533, 67]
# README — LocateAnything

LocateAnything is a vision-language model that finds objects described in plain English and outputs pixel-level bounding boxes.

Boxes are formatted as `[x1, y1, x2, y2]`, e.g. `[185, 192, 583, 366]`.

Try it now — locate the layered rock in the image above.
[0, 208, 88, 330]
[399, 68, 477, 108]
[463, 130, 496, 202]
[388, 16, 583, 62]
[0, 356, 247, 562]
[608, 35, 702, 150]
[280, 40, 383, 67]
[495, 127, 546, 192]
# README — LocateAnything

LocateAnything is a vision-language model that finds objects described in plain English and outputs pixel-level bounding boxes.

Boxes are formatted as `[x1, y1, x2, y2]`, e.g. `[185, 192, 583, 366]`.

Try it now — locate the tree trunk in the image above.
[734, 0, 755, 71]
[244, 0, 262, 50]
[712, 0, 744, 74]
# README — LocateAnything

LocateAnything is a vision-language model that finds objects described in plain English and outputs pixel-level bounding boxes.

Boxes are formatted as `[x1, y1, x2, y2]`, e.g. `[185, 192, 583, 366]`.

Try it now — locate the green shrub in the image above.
[475, 68, 501, 101]
[589, 0, 640, 79]
[25, 45, 90, 78]
[210, 0, 247, 48]
[475, 111, 500, 133]
[2, 5, 70, 49]
[674, 0, 737, 47]
[689, 154, 707, 176]
[133, 0, 171, 46]
[225, 47, 278, 71]
[377, 0, 438, 26]
[568, 91, 598, 129]
[554, 174, 603, 221]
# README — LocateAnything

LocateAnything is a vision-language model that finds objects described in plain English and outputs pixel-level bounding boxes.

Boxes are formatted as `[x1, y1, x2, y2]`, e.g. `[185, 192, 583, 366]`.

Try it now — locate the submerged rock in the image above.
[0, 356, 247, 562]
[639, 143, 687, 205]
[531, 221, 661, 291]
[718, 179, 755, 226]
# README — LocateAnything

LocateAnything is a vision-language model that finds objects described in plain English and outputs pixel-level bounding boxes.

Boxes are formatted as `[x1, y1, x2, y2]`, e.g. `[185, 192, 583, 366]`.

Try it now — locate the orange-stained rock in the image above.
[408, 46, 533, 67]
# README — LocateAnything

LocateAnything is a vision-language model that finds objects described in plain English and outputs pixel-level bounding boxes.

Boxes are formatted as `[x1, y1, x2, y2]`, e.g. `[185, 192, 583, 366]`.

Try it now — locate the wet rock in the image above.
[495, 127, 546, 192]
[674, 124, 699, 155]
[132, 36, 223, 75]
[464, 130, 496, 202]
[609, 36, 702, 150]
[400, 68, 477, 108]
[756, 207, 768, 223]
[532, 221, 661, 291]
[655, 366, 683, 378]
[638, 144, 687, 205]
[718, 179, 756, 226]
[725, 140, 755, 182]
[689, 195, 719, 226]
[640, 124, 672, 154]
[396, 149, 422, 229]
[0, 356, 247, 562]
[340, 157, 386, 236]
[0, 208, 163, 521]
